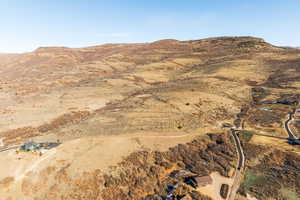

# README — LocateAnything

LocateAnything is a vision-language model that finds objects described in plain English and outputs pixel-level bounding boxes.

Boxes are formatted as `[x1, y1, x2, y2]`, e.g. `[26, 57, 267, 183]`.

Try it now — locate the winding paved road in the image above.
[231, 130, 245, 170]
[285, 108, 299, 139]
[227, 129, 245, 200]
[227, 107, 299, 200]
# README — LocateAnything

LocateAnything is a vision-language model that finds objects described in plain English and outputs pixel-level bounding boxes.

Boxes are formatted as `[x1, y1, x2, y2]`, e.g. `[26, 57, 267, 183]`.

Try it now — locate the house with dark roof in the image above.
[185, 175, 213, 188]
[194, 176, 213, 187]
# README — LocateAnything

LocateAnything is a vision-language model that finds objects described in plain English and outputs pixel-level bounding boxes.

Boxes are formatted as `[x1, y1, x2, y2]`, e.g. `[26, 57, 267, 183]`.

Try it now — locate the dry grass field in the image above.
[0, 37, 300, 200]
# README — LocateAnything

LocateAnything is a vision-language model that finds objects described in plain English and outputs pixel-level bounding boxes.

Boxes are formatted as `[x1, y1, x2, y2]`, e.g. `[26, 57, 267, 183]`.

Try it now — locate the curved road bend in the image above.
[231, 130, 245, 170]
[249, 108, 299, 141]
[227, 129, 245, 200]
[285, 108, 299, 139]
[227, 108, 299, 200]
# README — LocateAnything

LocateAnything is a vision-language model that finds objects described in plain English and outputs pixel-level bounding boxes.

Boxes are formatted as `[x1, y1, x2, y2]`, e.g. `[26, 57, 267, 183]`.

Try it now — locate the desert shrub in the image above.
[280, 188, 300, 200]
[237, 41, 266, 50]
[238, 130, 254, 143]
[251, 87, 269, 104]
[220, 184, 229, 199]
[238, 41, 257, 48]
[37, 111, 90, 132]
[241, 171, 267, 192]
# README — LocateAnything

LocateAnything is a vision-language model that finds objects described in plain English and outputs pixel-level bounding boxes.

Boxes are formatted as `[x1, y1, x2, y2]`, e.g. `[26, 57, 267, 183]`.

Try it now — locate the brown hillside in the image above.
[0, 36, 300, 200]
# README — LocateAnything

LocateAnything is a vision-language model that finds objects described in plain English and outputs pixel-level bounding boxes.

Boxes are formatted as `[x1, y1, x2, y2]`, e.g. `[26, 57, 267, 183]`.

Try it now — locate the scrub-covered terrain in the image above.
[0, 37, 300, 200]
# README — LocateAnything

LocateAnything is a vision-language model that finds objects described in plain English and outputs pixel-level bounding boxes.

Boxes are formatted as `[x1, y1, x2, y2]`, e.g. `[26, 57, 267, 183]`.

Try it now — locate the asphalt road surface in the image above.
[284, 109, 298, 139]
[231, 130, 245, 170]
[227, 129, 245, 200]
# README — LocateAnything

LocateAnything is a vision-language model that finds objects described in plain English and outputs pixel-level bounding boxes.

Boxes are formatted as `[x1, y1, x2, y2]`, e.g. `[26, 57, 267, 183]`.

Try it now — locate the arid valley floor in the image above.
[0, 37, 300, 200]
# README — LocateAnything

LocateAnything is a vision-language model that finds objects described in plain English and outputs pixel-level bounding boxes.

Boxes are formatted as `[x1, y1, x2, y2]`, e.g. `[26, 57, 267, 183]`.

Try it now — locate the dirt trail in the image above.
[15, 149, 56, 182]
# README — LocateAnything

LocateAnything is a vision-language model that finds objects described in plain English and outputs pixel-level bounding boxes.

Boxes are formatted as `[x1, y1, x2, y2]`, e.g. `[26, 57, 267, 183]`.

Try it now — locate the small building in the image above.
[20, 142, 40, 151]
[185, 175, 213, 188]
[194, 175, 213, 187]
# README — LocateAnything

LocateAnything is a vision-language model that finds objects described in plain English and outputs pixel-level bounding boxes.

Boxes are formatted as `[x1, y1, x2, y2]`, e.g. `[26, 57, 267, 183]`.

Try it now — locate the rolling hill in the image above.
[0, 36, 300, 200]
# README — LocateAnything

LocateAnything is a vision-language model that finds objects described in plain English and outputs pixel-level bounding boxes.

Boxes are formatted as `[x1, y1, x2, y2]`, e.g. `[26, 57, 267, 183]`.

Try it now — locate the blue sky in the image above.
[1, 0, 300, 53]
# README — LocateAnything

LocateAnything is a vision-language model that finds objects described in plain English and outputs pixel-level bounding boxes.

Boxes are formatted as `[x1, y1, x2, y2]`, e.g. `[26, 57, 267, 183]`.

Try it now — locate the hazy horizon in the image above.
[0, 35, 297, 54]
[1, 0, 300, 53]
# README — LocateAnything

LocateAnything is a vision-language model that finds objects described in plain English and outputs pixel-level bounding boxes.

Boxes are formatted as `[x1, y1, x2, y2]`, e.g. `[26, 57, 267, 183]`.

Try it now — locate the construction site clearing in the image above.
[16, 141, 61, 155]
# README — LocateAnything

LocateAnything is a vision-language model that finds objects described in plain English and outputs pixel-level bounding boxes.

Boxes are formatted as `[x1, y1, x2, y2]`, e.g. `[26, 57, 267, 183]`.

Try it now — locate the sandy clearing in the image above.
[15, 149, 56, 182]
[198, 172, 234, 200]
[0, 131, 200, 198]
